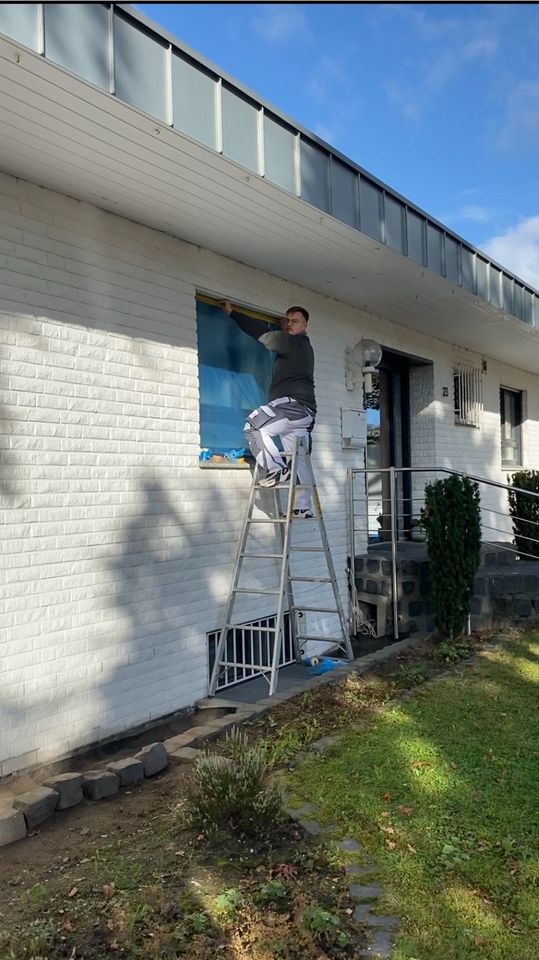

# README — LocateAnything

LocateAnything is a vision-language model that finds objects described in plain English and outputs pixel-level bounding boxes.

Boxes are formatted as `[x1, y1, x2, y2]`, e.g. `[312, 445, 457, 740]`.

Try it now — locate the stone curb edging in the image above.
[2, 631, 497, 850]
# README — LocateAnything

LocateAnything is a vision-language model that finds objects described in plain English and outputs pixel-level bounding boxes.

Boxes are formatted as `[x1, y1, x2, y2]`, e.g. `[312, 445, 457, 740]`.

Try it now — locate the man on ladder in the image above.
[220, 300, 316, 519]
[211, 300, 352, 697]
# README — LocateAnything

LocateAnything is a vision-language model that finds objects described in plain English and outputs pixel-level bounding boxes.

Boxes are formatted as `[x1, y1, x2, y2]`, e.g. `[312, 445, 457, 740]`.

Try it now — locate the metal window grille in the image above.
[207, 613, 294, 691]
[453, 364, 482, 428]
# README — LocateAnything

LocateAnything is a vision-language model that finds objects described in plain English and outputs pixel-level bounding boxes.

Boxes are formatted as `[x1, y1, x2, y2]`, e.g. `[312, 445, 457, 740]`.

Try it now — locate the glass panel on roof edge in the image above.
[44, 4, 110, 90]
[264, 114, 296, 193]
[172, 53, 217, 149]
[300, 139, 330, 212]
[221, 86, 259, 173]
[113, 11, 167, 121]
[0, 3, 38, 50]
[359, 178, 382, 242]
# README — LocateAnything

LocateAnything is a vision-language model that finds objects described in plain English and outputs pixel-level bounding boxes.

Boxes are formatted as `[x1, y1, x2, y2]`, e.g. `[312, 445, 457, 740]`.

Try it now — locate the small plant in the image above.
[213, 887, 243, 916]
[184, 910, 209, 933]
[421, 475, 481, 640]
[302, 904, 350, 948]
[186, 729, 283, 837]
[394, 663, 428, 686]
[508, 470, 539, 560]
[432, 639, 472, 662]
[258, 878, 289, 909]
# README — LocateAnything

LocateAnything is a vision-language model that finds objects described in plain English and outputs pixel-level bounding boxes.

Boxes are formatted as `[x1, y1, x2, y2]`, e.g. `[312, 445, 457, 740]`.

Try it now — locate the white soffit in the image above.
[0, 35, 538, 374]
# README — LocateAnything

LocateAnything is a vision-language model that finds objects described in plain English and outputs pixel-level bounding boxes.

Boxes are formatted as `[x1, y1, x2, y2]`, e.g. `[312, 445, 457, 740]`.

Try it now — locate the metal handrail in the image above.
[347, 463, 539, 644]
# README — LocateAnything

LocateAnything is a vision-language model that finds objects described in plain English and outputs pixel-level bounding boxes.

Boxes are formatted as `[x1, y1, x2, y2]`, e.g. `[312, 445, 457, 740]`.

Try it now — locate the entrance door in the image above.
[365, 352, 411, 541]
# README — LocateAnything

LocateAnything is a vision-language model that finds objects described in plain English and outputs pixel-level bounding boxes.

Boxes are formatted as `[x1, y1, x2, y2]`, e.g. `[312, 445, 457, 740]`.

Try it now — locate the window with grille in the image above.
[208, 613, 293, 691]
[453, 364, 483, 428]
[500, 387, 523, 467]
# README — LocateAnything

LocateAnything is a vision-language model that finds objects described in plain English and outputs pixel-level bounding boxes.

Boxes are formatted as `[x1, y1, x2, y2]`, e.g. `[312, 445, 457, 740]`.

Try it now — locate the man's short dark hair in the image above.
[286, 306, 309, 322]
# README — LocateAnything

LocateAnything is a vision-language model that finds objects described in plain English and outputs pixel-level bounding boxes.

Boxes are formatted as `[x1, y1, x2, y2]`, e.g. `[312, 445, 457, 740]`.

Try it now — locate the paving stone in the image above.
[168, 747, 200, 764]
[284, 802, 317, 817]
[353, 903, 371, 923]
[365, 914, 399, 928]
[82, 770, 120, 801]
[12, 787, 58, 829]
[0, 807, 27, 847]
[361, 929, 394, 958]
[309, 736, 338, 752]
[43, 773, 83, 810]
[335, 837, 361, 852]
[134, 742, 168, 777]
[346, 863, 379, 877]
[349, 883, 382, 901]
[107, 758, 144, 787]
[298, 819, 323, 836]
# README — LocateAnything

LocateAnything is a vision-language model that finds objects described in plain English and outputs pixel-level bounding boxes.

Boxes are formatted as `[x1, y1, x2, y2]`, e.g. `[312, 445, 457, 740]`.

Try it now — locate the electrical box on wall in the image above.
[341, 408, 367, 449]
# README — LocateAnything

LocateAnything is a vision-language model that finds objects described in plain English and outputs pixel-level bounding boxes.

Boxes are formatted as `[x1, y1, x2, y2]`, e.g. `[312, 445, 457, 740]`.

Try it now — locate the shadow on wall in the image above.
[0, 471, 243, 777]
[99, 474, 235, 739]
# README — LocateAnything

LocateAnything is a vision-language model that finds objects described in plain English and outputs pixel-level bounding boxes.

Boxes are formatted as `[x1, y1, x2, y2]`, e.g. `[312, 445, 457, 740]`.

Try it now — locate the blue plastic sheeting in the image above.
[196, 300, 272, 452]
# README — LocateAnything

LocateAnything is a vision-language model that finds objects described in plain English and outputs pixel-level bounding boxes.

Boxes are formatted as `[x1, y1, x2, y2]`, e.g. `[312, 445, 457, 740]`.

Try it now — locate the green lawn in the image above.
[285, 633, 539, 960]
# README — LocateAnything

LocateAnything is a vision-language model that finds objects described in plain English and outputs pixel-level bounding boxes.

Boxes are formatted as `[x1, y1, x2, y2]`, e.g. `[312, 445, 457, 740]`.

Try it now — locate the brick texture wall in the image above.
[1, 171, 538, 777]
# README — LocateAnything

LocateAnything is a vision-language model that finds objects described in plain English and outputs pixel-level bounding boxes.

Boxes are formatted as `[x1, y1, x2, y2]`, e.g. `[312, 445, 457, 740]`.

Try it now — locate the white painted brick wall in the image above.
[1, 171, 539, 777]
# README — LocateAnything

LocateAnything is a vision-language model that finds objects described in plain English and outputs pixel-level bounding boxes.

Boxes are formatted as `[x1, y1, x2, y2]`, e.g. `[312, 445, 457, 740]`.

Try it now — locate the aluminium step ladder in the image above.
[209, 438, 353, 697]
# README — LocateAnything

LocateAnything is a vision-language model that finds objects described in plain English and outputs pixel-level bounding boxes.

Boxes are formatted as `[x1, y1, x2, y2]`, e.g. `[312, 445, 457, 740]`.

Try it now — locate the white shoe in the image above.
[258, 465, 292, 488]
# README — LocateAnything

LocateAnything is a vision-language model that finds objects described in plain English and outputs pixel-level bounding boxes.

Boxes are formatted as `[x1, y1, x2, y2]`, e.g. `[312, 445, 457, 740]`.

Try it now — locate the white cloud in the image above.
[382, 10, 498, 120]
[307, 55, 349, 103]
[252, 5, 309, 43]
[498, 81, 539, 152]
[483, 216, 539, 290]
[449, 205, 493, 223]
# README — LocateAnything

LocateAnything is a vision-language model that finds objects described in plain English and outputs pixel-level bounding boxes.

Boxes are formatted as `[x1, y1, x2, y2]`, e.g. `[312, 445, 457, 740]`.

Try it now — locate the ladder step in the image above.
[290, 575, 332, 583]
[240, 552, 283, 559]
[297, 606, 340, 613]
[290, 546, 325, 553]
[235, 587, 281, 595]
[249, 518, 287, 524]
[255, 482, 313, 489]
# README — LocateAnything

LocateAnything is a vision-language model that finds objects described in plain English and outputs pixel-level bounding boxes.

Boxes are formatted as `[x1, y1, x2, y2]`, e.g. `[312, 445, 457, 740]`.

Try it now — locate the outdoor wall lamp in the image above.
[345, 338, 383, 392]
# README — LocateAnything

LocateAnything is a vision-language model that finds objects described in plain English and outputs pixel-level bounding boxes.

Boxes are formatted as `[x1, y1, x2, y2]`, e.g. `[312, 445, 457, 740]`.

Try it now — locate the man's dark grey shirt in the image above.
[230, 310, 316, 413]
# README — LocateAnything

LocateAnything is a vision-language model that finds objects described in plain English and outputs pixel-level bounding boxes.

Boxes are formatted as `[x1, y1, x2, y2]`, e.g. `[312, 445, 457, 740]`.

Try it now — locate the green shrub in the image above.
[186, 730, 283, 837]
[421, 475, 481, 641]
[508, 470, 539, 560]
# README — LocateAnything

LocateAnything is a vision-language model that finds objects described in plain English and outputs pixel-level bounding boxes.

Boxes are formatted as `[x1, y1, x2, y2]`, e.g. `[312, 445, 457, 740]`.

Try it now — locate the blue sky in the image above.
[135, 3, 539, 290]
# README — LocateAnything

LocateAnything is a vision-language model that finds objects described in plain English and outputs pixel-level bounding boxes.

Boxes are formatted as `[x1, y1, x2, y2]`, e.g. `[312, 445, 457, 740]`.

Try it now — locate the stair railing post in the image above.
[389, 466, 399, 641]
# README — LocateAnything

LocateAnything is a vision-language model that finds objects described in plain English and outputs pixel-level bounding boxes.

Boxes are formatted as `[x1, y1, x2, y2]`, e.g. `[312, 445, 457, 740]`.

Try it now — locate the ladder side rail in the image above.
[209, 463, 260, 694]
[273, 488, 302, 664]
[304, 449, 354, 660]
[268, 441, 300, 695]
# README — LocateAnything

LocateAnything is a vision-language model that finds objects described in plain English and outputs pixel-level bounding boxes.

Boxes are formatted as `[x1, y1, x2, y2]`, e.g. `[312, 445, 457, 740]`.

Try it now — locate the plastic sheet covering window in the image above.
[196, 300, 272, 457]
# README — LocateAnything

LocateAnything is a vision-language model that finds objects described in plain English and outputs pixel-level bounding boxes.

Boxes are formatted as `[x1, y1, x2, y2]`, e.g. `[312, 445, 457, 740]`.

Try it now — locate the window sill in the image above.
[199, 461, 251, 470]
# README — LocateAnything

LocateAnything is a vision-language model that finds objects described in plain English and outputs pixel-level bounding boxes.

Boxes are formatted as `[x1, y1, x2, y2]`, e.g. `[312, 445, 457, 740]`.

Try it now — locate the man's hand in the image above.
[219, 300, 233, 315]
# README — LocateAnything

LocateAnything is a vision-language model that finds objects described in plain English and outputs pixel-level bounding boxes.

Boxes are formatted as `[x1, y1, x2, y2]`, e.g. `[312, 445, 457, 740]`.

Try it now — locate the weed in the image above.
[258, 878, 289, 908]
[213, 887, 243, 916]
[302, 904, 349, 948]
[186, 729, 283, 837]
[432, 639, 472, 662]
